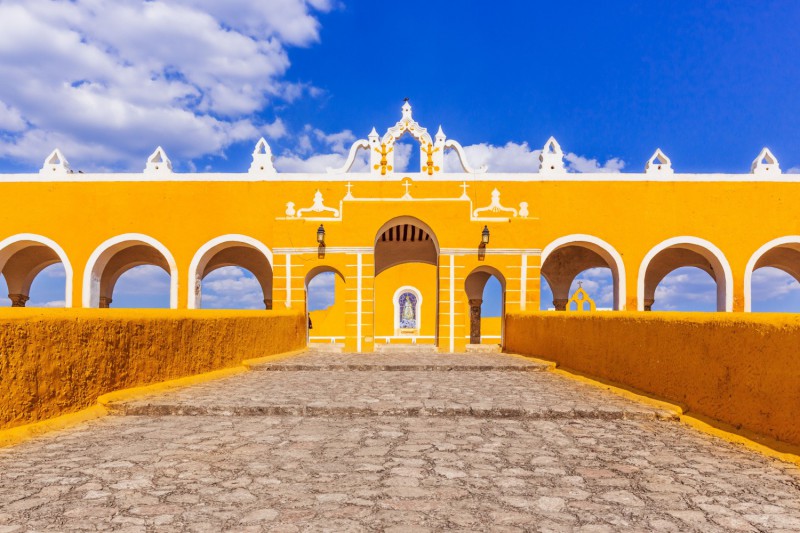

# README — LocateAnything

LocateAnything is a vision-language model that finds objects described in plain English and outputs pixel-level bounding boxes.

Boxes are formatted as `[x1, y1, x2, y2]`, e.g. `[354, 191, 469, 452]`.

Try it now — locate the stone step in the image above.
[373, 343, 438, 354]
[253, 352, 547, 372]
[306, 342, 345, 353]
[253, 362, 544, 372]
[109, 402, 677, 421]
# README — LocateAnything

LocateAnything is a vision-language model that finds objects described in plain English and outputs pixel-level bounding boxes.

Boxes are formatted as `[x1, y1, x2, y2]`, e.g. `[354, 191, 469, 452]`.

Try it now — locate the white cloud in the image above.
[652, 267, 716, 311]
[443, 141, 623, 173]
[751, 267, 800, 300]
[274, 125, 371, 173]
[0, 0, 331, 170]
[308, 271, 335, 310]
[114, 265, 170, 296]
[201, 266, 265, 309]
[787, 167, 800, 174]
[564, 153, 625, 173]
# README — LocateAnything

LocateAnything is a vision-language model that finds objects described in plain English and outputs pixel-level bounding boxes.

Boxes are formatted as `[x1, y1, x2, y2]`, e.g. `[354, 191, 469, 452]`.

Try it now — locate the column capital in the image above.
[8, 294, 29, 307]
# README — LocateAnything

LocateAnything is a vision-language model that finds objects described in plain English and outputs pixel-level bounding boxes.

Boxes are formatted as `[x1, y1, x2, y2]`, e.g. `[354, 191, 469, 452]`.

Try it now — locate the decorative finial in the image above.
[403, 97, 409, 103]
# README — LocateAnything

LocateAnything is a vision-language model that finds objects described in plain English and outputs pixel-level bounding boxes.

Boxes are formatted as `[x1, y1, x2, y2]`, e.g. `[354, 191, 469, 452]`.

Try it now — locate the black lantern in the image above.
[481, 225, 490, 245]
[316, 224, 325, 245]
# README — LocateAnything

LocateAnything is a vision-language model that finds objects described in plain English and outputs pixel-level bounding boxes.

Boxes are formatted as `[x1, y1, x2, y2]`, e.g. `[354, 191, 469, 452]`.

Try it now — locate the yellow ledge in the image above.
[0, 349, 306, 449]
[516, 354, 800, 467]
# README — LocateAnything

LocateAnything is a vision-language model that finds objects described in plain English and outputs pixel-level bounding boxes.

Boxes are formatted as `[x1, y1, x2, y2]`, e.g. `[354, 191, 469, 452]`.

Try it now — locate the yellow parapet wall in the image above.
[505, 312, 800, 448]
[0, 308, 305, 431]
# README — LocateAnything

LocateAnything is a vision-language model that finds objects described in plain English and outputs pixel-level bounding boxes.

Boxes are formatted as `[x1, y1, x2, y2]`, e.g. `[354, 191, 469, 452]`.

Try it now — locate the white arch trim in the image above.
[83, 233, 178, 308]
[637, 236, 733, 312]
[743, 236, 800, 312]
[0, 233, 73, 307]
[187, 234, 274, 309]
[541, 234, 627, 310]
[393, 285, 422, 333]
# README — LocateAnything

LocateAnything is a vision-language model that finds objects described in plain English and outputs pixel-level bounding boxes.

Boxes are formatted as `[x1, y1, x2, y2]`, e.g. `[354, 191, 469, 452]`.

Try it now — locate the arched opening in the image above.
[465, 266, 506, 346]
[745, 237, 800, 312]
[0, 234, 72, 307]
[188, 235, 273, 310]
[650, 267, 717, 311]
[305, 266, 346, 345]
[540, 235, 626, 311]
[540, 267, 615, 311]
[84, 234, 177, 308]
[373, 216, 439, 346]
[638, 237, 732, 312]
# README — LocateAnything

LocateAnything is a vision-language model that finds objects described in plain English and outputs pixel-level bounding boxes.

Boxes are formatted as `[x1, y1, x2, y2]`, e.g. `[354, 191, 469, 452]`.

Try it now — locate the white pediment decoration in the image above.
[751, 147, 781, 175]
[249, 138, 277, 174]
[645, 148, 673, 174]
[144, 146, 172, 174]
[40, 148, 72, 175]
[328, 100, 486, 175]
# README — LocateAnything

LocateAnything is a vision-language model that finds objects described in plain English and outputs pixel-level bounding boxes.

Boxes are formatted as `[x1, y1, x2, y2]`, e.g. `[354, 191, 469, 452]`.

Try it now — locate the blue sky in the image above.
[0, 1, 798, 312]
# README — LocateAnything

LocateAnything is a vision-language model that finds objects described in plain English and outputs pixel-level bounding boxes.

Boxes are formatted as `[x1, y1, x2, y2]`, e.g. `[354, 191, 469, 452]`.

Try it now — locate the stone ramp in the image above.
[109, 353, 675, 421]
[2, 350, 800, 531]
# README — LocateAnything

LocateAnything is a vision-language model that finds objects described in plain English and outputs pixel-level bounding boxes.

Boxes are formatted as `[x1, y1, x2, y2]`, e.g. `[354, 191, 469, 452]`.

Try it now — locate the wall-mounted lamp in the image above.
[316, 224, 326, 245]
[478, 225, 489, 261]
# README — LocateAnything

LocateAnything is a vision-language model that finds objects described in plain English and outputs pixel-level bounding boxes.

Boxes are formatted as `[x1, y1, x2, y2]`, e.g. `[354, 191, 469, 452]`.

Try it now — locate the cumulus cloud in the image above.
[443, 141, 624, 173]
[201, 266, 265, 309]
[651, 267, 716, 311]
[0, 0, 332, 170]
[114, 265, 170, 296]
[751, 267, 800, 300]
[308, 271, 335, 310]
[787, 167, 800, 174]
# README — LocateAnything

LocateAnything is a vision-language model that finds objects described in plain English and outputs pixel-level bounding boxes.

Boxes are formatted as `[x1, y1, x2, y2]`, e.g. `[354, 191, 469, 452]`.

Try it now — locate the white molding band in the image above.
[743, 236, 800, 312]
[0, 233, 74, 307]
[541, 234, 627, 311]
[187, 234, 274, 309]
[82, 233, 178, 309]
[637, 236, 733, 312]
[449, 255, 455, 352]
[3, 171, 800, 184]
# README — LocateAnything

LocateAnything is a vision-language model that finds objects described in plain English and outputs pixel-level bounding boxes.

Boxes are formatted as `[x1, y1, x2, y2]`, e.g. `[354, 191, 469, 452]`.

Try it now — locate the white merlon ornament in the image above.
[144, 146, 172, 174]
[249, 138, 277, 174]
[751, 147, 781, 175]
[40, 148, 72, 175]
[645, 148, 673, 174]
[539, 137, 565, 174]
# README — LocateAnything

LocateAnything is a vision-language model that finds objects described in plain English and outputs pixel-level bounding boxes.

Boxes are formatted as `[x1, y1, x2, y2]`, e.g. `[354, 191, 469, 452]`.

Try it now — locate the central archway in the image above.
[373, 216, 439, 346]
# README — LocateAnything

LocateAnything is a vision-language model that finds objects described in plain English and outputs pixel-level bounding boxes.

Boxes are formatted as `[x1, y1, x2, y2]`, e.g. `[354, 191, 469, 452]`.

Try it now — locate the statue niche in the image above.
[397, 290, 419, 335]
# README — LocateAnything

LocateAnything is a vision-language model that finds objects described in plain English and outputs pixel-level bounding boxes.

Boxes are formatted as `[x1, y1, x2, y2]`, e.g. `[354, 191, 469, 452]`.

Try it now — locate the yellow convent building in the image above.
[1, 102, 798, 352]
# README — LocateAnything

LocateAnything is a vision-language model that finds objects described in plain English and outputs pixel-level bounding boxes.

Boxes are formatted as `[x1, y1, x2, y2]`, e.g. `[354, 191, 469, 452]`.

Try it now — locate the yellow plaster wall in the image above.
[374, 262, 437, 342]
[0, 308, 305, 430]
[308, 272, 346, 339]
[480, 316, 502, 343]
[505, 312, 800, 447]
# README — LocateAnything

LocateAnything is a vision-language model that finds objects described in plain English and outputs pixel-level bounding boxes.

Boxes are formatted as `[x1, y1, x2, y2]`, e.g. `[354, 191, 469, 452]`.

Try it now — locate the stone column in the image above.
[99, 296, 112, 308]
[8, 294, 29, 307]
[553, 298, 568, 311]
[264, 299, 273, 310]
[469, 298, 482, 344]
[644, 298, 654, 312]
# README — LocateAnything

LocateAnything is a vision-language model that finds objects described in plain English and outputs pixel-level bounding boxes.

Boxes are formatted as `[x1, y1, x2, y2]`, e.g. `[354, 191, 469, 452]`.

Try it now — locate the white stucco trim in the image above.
[743, 236, 800, 312]
[637, 236, 733, 312]
[449, 255, 455, 352]
[0, 233, 73, 307]
[393, 285, 423, 334]
[541, 234, 627, 310]
[187, 234, 274, 309]
[3, 171, 800, 183]
[83, 233, 178, 308]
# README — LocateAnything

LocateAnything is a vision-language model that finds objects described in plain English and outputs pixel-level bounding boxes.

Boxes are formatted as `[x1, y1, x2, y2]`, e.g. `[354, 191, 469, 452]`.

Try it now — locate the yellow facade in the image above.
[1, 104, 799, 352]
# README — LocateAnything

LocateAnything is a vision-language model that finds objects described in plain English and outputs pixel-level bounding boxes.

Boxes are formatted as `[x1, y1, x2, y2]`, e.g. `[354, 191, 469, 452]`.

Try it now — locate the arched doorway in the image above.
[745, 237, 800, 312]
[305, 266, 346, 345]
[373, 216, 439, 346]
[540, 235, 626, 311]
[465, 266, 506, 346]
[638, 237, 732, 312]
[188, 235, 273, 309]
[84, 233, 177, 308]
[0, 234, 72, 307]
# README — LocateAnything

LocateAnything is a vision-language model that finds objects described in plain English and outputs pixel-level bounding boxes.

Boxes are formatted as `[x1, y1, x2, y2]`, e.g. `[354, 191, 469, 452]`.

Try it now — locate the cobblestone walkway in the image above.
[1, 352, 799, 532]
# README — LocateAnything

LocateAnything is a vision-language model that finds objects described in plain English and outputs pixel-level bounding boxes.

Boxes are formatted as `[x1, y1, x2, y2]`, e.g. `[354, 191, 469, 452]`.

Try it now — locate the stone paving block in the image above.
[0, 351, 798, 531]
